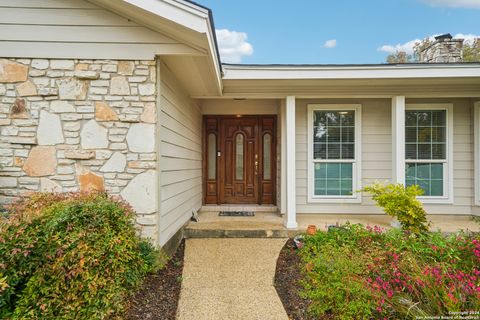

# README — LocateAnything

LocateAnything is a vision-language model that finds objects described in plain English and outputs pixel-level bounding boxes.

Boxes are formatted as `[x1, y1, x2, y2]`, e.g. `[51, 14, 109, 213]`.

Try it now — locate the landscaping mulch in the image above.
[274, 239, 315, 320]
[125, 240, 185, 320]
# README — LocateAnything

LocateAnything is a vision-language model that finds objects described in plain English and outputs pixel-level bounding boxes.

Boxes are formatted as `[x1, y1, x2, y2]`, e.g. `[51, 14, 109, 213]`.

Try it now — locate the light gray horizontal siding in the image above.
[0, 0, 189, 60]
[158, 61, 202, 246]
[296, 98, 474, 215]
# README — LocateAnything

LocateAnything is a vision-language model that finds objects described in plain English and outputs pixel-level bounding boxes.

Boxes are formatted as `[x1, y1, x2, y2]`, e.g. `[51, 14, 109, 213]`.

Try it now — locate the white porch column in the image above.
[280, 99, 287, 215]
[392, 96, 406, 184]
[285, 96, 298, 229]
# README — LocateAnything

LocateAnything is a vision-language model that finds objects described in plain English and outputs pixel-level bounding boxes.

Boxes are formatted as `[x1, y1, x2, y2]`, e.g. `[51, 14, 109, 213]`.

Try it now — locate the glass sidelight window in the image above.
[207, 133, 216, 180]
[308, 105, 362, 202]
[235, 133, 244, 180]
[263, 133, 272, 180]
[405, 108, 451, 199]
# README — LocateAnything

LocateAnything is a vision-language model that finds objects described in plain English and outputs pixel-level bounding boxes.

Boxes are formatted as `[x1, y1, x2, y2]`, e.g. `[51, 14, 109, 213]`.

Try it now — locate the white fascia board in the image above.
[121, 0, 209, 33]
[223, 65, 480, 80]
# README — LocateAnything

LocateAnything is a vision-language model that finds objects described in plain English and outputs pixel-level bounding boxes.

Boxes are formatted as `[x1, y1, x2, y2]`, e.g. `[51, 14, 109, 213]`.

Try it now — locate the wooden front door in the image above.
[204, 115, 276, 205]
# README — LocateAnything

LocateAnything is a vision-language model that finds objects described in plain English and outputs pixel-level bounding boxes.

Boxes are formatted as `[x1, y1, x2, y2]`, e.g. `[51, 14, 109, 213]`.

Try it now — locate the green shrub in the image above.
[300, 242, 375, 319]
[0, 192, 159, 319]
[362, 182, 429, 234]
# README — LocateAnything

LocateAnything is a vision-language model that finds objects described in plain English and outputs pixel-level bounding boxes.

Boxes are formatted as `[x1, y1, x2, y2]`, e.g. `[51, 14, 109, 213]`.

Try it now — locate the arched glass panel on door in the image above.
[235, 134, 244, 180]
[263, 133, 271, 180]
[207, 133, 216, 180]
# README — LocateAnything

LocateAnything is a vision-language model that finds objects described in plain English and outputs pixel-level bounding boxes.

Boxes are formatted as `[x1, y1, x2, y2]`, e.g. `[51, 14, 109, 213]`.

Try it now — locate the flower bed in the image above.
[298, 224, 480, 319]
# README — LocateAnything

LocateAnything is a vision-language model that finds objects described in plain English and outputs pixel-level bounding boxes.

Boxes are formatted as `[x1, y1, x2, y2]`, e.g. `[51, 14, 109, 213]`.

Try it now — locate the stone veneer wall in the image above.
[0, 58, 158, 241]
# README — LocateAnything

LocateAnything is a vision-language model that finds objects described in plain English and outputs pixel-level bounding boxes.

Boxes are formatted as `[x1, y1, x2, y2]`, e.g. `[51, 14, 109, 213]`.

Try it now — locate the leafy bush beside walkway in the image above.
[299, 224, 480, 319]
[0, 193, 159, 319]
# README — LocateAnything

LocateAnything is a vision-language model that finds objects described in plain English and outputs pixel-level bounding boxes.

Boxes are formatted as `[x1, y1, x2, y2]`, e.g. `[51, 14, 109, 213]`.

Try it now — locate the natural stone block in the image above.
[126, 123, 155, 153]
[0, 59, 28, 83]
[90, 87, 108, 95]
[80, 119, 108, 149]
[77, 106, 94, 113]
[128, 76, 147, 83]
[57, 79, 88, 100]
[2, 126, 19, 136]
[37, 110, 64, 145]
[110, 143, 127, 150]
[40, 178, 62, 192]
[110, 76, 130, 95]
[138, 83, 155, 96]
[51, 101, 75, 113]
[0, 118, 11, 126]
[65, 150, 95, 160]
[100, 152, 126, 173]
[120, 170, 156, 214]
[74, 71, 100, 80]
[38, 87, 59, 97]
[57, 165, 74, 174]
[61, 114, 82, 121]
[16, 81, 37, 97]
[29, 70, 45, 77]
[141, 103, 156, 123]
[102, 64, 117, 73]
[50, 60, 75, 70]
[128, 161, 156, 169]
[8, 137, 37, 145]
[118, 61, 135, 75]
[46, 71, 64, 78]
[76, 164, 105, 192]
[63, 122, 81, 132]
[75, 63, 89, 71]
[118, 114, 140, 123]
[0, 177, 17, 188]
[10, 99, 29, 119]
[95, 101, 118, 121]
[31, 59, 49, 70]
[23, 146, 57, 177]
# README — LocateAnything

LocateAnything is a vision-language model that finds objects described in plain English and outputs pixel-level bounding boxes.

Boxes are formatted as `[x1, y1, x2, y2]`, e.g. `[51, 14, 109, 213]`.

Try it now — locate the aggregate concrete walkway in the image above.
[177, 238, 289, 320]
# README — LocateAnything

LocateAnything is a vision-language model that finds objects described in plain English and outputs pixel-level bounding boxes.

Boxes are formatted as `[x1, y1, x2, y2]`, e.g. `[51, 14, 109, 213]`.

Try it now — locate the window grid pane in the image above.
[405, 163, 444, 196]
[405, 110, 446, 160]
[314, 163, 353, 196]
[313, 110, 355, 160]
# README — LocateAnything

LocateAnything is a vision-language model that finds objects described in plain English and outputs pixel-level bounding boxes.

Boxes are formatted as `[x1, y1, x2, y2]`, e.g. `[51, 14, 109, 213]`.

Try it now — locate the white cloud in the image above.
[454, 33, 480, 45]
[378, 33, 480, 54]
[323, 39, 337, 48]
[421, 0, 480, 8]
[215, 29, 254, 63]
[378, 39, 423, 54]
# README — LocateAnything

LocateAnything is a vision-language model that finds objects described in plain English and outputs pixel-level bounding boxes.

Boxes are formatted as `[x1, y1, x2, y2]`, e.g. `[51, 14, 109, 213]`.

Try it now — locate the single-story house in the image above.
[1, 0, 480, 250]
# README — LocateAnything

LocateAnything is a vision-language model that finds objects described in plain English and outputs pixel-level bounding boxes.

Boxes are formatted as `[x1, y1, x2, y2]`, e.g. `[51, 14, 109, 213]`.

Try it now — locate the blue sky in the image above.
[199, 0, 480, 64]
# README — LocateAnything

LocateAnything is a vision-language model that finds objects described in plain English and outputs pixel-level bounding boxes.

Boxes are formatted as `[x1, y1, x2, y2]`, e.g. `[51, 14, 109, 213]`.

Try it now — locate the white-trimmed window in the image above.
[307, 104, 362, 203]
[405, 104, 453, 203]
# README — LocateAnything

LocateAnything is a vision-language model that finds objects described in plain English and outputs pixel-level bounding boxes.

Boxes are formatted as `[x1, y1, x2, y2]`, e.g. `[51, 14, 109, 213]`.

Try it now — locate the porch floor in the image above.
[185, 211, 294, 238]
[184, 212, 479, 238]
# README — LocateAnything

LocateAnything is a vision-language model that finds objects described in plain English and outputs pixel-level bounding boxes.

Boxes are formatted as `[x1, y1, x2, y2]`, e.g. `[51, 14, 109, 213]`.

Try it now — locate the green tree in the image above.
[463, 38, 480, 62]
[386, 51, 415, 63]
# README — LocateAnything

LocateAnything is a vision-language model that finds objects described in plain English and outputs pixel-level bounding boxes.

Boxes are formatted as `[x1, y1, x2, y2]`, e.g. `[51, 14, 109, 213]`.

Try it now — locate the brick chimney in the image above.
[419, 34, 464, 63]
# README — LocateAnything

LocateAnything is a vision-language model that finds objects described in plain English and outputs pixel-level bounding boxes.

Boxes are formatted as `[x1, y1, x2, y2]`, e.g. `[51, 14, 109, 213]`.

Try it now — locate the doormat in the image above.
[219, 211, 255, 217]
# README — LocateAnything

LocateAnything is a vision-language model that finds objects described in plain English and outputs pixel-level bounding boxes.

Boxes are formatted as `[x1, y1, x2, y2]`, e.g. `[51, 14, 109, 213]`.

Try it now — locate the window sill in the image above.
[418, 197, 453, 204]
[308, 196, 362, 204]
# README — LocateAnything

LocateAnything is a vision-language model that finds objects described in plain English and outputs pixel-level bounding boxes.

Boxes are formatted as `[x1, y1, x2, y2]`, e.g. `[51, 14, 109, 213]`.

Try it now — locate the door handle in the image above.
[255, 160, 258, 176]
